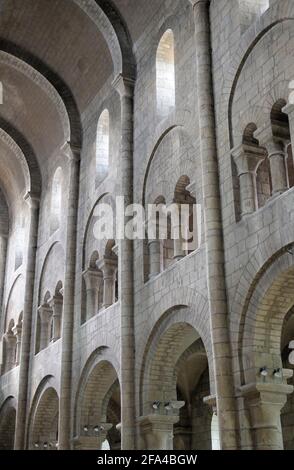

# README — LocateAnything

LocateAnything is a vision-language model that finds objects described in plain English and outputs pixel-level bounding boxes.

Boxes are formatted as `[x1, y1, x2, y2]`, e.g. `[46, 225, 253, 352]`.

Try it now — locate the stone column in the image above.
[254, 125, 288, 195]
[49, 296, 63, 342]
[231, 143, 266, 216]
[15, 192, 40, 449]
[3, 331, 17, 372]
[38, 305, 53, 350]
[82, 269, 102, 321]
[113, 74, 136, 450]
[189, 0, 238, 449]
[97, 258, 117, 309]
[12, 323, 22, 366]
[283, 103, 294, 160]
[173, 204, 185, 261]
[148, 240, 161, 279]
[0, 232, 8, 329]
[241, 382, 293, 450]
[58, 143, 80, 450]
[138, 415, 179, 450]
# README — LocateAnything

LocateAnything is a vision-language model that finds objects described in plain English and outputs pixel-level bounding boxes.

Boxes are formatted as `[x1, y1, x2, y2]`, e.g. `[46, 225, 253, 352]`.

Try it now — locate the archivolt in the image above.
[0, 128, 30, 193]
[73, 0, 135, 79]
[0, 51, 70, 142]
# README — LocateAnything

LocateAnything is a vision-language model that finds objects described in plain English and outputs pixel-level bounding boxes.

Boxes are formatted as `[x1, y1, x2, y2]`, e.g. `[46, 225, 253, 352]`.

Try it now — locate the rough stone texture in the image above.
[0, 0, 294, 451]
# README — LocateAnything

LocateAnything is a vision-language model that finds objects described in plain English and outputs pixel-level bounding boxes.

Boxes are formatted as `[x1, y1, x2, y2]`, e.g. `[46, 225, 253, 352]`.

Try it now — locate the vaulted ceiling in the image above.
[0, 0, 160, 213]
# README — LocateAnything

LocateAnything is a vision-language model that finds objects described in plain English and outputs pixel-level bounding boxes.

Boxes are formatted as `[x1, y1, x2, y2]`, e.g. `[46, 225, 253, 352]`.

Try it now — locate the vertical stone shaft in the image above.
[113, 74, 136, 450]
[14, 193, 39, 449]
[0, 233, 7, 328]
[191, 0, 237, 449]
[58, 146, 80, 450]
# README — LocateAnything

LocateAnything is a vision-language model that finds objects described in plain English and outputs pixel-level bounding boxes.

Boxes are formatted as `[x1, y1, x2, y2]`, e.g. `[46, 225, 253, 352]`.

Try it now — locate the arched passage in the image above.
[75, 355, 121, 450]
[140, 320, 215, 450]
[0, 397, 16, 450]
[29, 387, 59, 450]
[239, 253, 294, 450]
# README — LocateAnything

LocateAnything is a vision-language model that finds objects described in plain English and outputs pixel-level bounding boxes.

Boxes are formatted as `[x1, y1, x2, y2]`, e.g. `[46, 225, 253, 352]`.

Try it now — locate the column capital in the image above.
[189, 0, 209, 7]
[240, 381, 293, 403]
[61, 141, 81, 162]
[12, 324, 22, 337]
[112, 73, 135, 98]
[82, 268, 103, 290]
[231, 143, 266, 175]
[254, 124, 288, 153]
[24, 191, 40, 209]
[96, 257, 118, 276]
[203, 394, 217, 414]
[4, 330, 17, 344]
[37, 304, 53, 322]
[49, 295, 63, 313]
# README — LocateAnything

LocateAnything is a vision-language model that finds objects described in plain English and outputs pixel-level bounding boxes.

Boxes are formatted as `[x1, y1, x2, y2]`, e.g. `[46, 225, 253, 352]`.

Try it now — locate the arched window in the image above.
[96, 109, 110, 184]
[50, 167, 63, 234]
[14, 215, 25, 271]
[156, 29, 175, 117]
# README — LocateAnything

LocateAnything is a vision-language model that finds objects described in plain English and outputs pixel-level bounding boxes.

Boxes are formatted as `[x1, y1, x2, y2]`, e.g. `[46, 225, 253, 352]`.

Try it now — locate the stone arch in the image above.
[0, 38, 82, 149]
[230, 243, 294, 371]
[0, 51, 70, 142]
[74, 347, 120, 448]
[82, 192, 115, 270]
[0, 396, 17, 450]
[138, 307, 214, 450]
[3, 274, 24, 334]
[226, 0, 294, 147]
[239, 251, 294, 384]
[38, 242, 65, 305]
[143, 126, 200, 207]
[0, 118, 41, 197]
[138, 294, 213, 416]
[27, 375, 59, 450]
[73, 0, 136, 79]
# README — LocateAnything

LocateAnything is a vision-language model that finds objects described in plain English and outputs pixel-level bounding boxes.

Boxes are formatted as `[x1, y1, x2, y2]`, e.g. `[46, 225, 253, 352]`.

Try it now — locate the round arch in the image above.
[0, 396, 17, 450]
[27, 375, 59, 450]
[74, 347, 121, 450]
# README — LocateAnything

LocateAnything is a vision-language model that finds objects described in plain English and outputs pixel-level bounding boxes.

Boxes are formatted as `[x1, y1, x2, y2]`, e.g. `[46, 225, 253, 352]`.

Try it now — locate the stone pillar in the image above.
[241, 382, 294, 450]
[12, 323, 22, 366]
[138, 415, 179, 450]
[113, 74, 136, 450]
[82, 269, 102, 321]
[283, 104, 294, 160]
[3, 331, 17, 372]
[148, 240, 161, 279]
[49, 296, 63, 342]
[173, 204, 185, 261]
[97, 258, 117, 309]
[0, 232, 8, 328]
[189, 0, 237, 449]
[38, 305, 53, 350]
[231, 143, 266, 216]
[58, 143, 80, 450]
[254, 125, 288, 195]
[15, 192, 40, 449]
